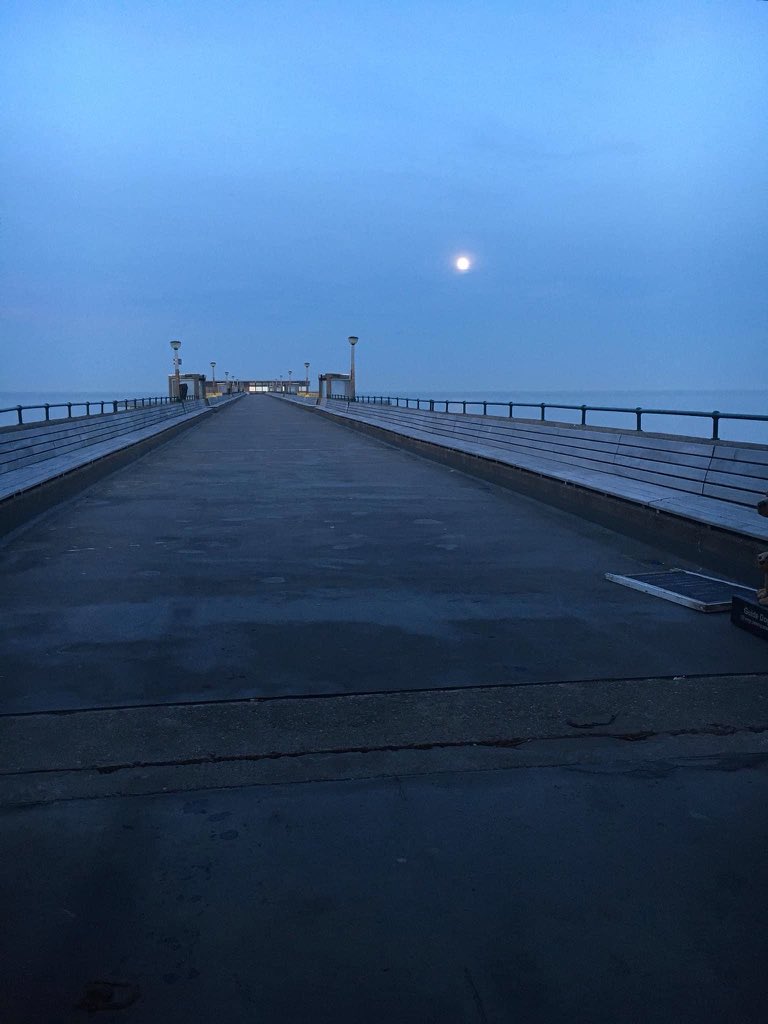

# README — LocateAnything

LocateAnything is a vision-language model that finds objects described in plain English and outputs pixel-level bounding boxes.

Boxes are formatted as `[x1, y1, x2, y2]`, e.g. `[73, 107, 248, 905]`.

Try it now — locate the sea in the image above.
[1, 388, 767, 445]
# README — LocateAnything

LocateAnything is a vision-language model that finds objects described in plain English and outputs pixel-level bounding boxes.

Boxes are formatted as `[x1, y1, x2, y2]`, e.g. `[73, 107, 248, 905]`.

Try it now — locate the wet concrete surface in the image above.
[0, 396, 764, 713]
[2, 757, 768, 1024]
[2, 396, 768, 1022]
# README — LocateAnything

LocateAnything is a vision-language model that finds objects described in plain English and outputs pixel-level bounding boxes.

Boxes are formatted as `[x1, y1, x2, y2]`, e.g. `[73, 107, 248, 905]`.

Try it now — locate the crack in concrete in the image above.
[5, 722, 768, 780]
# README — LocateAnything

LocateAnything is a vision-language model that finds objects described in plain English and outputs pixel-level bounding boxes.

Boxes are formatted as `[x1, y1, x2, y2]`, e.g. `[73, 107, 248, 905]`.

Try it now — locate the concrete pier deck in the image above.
[1, 395, 767, 1023]
[0, 395, 765, 713]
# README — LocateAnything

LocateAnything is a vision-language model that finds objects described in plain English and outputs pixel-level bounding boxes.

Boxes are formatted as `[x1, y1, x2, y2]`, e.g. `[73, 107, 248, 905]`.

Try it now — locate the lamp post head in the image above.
[348, 336, 359, 346]
[170, 339, 181, 352]
[211, 361, 216, 369]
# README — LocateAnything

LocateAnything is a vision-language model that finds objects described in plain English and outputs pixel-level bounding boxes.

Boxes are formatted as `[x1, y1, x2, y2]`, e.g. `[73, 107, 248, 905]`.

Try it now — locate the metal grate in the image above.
[605, 569, 757, 613]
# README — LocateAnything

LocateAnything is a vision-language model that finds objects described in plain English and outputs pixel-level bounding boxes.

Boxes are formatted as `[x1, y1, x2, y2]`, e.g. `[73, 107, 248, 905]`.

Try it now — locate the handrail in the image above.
[0, 396, 177, 427]
[334, 394, 768, 442]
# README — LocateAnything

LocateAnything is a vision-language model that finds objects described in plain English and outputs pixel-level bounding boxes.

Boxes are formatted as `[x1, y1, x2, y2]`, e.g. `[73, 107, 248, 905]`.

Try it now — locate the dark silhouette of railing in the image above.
[1, 396, 176, 427]
[337, 395, 768, 442]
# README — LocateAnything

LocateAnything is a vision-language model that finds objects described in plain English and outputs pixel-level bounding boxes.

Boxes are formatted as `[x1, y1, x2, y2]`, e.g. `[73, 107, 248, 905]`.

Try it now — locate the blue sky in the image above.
[2, 1, 766, 393]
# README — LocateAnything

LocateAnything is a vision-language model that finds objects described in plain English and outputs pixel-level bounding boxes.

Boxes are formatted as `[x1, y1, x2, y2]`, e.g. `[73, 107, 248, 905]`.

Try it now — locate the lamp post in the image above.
[170, 339, 182, 399]
[348, 336, 359, 400]
[210, 361, 216, 396]
[304, 361, 310, 392]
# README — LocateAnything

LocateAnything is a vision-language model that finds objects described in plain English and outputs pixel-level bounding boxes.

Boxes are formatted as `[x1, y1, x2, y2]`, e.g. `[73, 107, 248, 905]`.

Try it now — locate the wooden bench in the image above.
[0, 401, 211, 503]
[317, 401, 768, 543]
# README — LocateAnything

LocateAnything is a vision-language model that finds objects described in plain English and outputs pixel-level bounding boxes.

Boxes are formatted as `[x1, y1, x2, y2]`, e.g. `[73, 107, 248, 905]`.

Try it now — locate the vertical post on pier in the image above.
[348, 336, 358, 401]
[170, 339, 182, 400]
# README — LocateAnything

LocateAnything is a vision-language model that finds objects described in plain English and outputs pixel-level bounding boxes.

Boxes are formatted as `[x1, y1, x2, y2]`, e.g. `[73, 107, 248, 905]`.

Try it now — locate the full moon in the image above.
[455, 256, 471, 272]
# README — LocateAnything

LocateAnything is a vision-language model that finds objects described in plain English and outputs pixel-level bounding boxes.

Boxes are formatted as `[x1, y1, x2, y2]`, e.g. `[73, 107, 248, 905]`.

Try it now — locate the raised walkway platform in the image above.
[2, 394, 767, 1023]
[1, 394, 765, 713]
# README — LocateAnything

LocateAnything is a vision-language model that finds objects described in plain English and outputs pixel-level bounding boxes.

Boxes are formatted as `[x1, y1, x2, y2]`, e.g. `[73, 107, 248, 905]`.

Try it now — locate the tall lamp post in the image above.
[304, 361, 310, 392]
[348, 336, 359, 400]
[170, 339, 182, 399]
[210, 361, 217, 396]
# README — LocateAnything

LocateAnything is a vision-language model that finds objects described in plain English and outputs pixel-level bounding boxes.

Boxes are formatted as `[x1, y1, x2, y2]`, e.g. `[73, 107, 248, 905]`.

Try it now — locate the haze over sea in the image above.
[2, 388, 766, 445]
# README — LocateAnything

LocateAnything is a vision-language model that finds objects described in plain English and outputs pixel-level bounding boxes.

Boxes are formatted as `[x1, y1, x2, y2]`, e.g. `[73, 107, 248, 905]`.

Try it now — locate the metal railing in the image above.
[0, 396, 176, 427]
[337, 395, 768, 442]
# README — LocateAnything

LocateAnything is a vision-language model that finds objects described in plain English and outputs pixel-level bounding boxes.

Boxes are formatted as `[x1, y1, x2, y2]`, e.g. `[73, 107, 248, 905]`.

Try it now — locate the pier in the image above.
[2, 395, 768, 1022]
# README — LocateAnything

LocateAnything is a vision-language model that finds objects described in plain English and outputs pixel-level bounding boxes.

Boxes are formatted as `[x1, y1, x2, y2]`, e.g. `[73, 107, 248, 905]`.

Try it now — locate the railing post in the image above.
[635, 407, 642, 431]
[67, 403, 72, 418]
[445, 401, 449, 413]
[462, 401, 466, 414]
[86, 402, 90, 416]
[483, 401, 487, 415]
[429, 399, 434, 412]
[44, 403, 50, 421]
[712, 412, 720, 440]
[581, 405, 587, 425]
[508, 402, 513, 418]
[16, 405, 23, 425]
[540, 403, 546, 421]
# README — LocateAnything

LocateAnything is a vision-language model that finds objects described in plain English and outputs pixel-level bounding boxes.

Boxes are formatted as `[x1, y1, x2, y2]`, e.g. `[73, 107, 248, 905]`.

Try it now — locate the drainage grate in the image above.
[605, 569, 757, 612]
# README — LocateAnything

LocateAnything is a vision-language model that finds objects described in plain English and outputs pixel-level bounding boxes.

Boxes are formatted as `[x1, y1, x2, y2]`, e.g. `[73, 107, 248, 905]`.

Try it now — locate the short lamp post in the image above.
[304, 361, 310, 392]
[348, 336, 359, 400]
[170, 339, 182, 399]
[210, 361, 216, 396]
